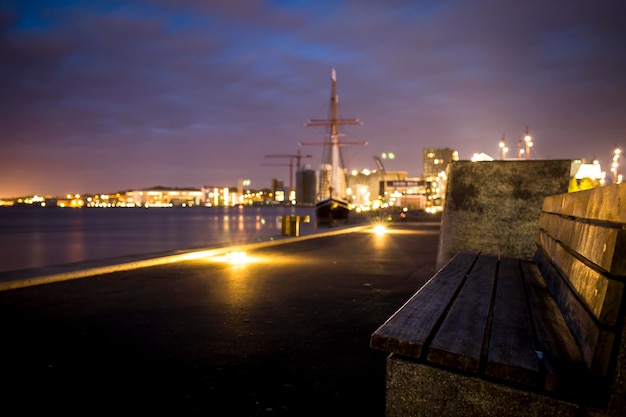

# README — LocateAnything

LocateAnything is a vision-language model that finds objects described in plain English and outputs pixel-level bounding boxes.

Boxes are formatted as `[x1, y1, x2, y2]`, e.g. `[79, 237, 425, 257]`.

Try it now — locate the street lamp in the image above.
[612, 147, 621, 184]
[524, 127, 533, 160]
[499, 134, 508, 160]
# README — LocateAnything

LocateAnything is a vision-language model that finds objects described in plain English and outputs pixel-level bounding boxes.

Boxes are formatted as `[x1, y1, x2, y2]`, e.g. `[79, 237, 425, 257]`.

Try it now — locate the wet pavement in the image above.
[0, 221, 440, 416]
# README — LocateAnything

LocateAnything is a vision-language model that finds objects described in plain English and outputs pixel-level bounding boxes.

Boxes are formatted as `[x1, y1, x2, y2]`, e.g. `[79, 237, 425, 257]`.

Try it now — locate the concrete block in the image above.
[386, 355, 584, 417]
[437, 160, 571, 269]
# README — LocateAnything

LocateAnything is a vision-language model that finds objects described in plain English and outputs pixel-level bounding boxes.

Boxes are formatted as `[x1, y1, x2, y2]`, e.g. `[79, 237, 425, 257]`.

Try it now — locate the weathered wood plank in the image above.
[534, 248, 617, 376]
[521, 260, 589, 396]
[426, 254, 497, 373]
[485, 257, 541, 387]
[539, 212, 626, 276]
[542, 183, 626, 224]
[370, 250, 479, 359]
[538, 229, 624, 326]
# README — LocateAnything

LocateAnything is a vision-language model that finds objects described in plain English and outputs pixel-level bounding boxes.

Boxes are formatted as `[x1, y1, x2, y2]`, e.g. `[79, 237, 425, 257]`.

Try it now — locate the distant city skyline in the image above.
[1, 155, 613, 202]
[2, 1, 625, 198]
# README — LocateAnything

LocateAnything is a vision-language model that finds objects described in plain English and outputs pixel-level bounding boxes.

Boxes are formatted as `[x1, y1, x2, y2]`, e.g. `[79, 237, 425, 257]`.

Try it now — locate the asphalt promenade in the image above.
[0, 221, 440, 416]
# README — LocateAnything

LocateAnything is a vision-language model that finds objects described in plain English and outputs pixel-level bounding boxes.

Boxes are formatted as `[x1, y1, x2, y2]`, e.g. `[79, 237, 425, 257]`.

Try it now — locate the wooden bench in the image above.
[371, 184, 626, 416]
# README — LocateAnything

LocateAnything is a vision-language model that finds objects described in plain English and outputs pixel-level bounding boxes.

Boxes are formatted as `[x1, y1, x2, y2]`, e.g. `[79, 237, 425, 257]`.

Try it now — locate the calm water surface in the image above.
[0, 206, 317, 273]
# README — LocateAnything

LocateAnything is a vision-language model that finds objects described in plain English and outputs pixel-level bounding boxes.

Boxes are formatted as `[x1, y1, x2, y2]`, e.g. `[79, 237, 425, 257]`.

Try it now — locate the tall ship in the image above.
[302, 68, 365, 224]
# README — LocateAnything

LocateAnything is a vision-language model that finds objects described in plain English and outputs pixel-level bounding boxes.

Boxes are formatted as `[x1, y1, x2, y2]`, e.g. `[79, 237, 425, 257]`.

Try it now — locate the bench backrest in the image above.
[534, 183, 626, 378]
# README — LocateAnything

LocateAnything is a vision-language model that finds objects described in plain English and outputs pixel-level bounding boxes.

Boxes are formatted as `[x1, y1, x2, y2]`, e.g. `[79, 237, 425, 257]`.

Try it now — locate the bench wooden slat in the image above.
[534, 247, 617, 377]
[427, 254, 497, 373]
[539, 212, 626, 276]
[485, 256, 541, 387]
[542, 183, 626, 224]
[538, 229, 624, 327]
[521, 260, 589, 396]
[370, 250, 479, 359]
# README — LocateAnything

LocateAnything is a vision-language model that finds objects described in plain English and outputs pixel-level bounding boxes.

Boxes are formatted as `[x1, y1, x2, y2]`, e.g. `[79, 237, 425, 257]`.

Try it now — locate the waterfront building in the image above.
[126, 187, 203, 207]
[347, 169, 430, 211]
[237, 179, 252, 197]
[11, 195, 49, 207]
[82, 192, 129, 207]
[296, 167, 316, 206]
[201, 186, 239, 207]
[383, 179, 428, 211]
[57, 194, 84, 208]
[347, 169, 379, 209]
[269, 178, 289, 204]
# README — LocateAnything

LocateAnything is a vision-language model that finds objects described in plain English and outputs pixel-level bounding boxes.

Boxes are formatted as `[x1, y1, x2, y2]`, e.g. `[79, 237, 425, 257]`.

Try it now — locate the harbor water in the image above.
[0, 205, 319, 273]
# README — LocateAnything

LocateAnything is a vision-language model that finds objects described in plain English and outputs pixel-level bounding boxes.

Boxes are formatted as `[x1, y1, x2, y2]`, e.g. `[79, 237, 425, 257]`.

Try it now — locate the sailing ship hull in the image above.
[315, 197, 350, 224]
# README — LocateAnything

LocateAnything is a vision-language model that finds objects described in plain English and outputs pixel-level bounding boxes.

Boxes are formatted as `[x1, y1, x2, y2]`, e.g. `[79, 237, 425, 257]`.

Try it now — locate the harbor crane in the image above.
[263, 149, 312, 189]
[373, 155, 386, 175]
[373, 155, 386, 199]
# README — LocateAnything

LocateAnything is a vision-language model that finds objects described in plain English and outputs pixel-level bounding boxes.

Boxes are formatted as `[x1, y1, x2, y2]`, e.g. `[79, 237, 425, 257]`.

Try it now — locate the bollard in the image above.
[281, 215, 311, 237]
[281, 216, 294, 236]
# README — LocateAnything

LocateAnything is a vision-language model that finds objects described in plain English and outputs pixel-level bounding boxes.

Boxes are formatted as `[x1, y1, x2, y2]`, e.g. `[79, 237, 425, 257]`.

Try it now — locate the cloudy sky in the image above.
[2, 0, 625, 197]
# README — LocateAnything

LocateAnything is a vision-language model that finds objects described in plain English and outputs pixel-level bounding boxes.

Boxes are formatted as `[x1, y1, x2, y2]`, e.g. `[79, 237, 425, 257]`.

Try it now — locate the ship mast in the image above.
[302, 68, 365, 200]
[330, 69, 340, 197]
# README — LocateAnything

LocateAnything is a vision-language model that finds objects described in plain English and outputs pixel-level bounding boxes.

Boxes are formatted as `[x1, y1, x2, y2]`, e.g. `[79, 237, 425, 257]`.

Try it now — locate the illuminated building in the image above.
[383, 179, 428, 210]
[423, 148, 459, 180]
[471, 153, 494, 161]
[57, 194, 84, 208]
[201, 186, 239, 207]
[296, 167, 316, 206]
[569, 160, 604, 192]
[348, 169, 383, 209]
[126, 187, 203, 207]
[237, 178, 251, 197]
[347, 169, 429, 211]
[11, 195, 49, 207]
[423, 148, 457, 212]
[269, 178, 287, 204]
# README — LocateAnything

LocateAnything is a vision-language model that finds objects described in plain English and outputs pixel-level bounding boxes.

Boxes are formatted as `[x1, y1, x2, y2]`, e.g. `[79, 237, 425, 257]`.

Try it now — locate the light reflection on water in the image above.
[0, 205, 315, 273]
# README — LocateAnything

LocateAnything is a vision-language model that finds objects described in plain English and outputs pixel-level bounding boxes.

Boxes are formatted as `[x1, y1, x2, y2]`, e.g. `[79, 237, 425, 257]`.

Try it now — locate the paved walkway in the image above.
[0, 222, 440, 416]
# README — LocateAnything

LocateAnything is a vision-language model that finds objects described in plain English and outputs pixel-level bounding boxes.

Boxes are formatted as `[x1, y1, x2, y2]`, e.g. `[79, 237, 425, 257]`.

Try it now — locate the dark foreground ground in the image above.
[0, 222, 440, 416]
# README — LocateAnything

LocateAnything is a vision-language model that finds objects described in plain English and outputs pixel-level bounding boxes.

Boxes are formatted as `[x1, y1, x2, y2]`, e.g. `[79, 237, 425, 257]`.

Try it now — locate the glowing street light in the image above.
[524, 127, 533, 160]
[499, 134, 508, 160]
[612, 147, 621, 184]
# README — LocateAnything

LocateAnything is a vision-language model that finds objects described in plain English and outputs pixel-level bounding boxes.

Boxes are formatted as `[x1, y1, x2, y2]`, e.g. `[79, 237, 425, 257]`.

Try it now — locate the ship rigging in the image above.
[300, 68, 366, 224]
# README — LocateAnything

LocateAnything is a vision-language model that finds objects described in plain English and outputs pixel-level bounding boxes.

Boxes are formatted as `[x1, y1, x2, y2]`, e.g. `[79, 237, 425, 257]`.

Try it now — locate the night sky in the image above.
[2, 0, 625, 198]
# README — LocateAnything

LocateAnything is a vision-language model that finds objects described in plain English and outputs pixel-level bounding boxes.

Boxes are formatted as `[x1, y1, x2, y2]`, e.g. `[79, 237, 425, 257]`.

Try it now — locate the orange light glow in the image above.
[373, 225, 387, 235]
